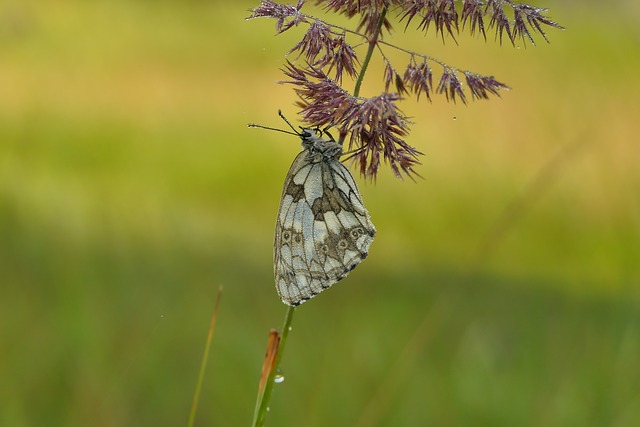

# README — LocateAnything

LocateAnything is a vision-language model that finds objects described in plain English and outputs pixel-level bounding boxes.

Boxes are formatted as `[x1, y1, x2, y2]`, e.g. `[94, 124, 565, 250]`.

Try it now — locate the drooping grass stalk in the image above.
[251, 305, 296, 427]
[250, 11, 389, 426]
[251, 9, 389, 425]
[246, 0, 563, 423]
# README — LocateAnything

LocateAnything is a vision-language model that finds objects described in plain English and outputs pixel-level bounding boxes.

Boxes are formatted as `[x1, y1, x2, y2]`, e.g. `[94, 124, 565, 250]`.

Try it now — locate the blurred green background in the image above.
[1, 0, 639, 426]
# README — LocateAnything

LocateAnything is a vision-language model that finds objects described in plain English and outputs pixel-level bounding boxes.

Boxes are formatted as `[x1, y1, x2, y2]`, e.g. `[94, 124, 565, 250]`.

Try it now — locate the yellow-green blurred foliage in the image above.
[1, 1, 639, 426]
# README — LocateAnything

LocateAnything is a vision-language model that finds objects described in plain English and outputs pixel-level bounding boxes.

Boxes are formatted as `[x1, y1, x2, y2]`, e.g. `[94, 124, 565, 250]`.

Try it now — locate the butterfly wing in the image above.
[274, 151, 375, 306]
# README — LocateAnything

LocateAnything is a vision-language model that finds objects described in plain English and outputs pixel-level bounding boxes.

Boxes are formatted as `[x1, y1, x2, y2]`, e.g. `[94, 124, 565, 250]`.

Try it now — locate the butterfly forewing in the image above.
[274, 129, 375, 306]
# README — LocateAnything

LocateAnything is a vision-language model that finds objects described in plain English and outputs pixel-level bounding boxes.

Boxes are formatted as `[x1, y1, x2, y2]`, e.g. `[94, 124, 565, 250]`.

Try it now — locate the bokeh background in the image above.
[2, 1, 639, 426]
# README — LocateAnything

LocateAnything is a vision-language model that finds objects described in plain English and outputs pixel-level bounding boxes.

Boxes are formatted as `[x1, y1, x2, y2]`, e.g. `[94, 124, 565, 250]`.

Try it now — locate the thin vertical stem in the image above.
[352, 7, 388, 98]
[340, 6, 388, 146]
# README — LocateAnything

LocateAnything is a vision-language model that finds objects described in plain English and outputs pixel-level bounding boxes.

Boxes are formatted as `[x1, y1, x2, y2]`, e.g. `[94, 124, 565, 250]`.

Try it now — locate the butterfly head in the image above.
[299, 128, 342, 159]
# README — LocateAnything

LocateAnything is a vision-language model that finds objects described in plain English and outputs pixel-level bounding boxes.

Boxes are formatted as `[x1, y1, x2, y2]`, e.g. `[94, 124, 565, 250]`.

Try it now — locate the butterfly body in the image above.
[274, 129, 375, 306]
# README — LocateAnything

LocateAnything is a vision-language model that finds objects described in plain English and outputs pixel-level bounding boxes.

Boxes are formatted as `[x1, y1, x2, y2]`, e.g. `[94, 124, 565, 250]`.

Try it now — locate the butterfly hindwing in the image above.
[274, 130, 375, 306]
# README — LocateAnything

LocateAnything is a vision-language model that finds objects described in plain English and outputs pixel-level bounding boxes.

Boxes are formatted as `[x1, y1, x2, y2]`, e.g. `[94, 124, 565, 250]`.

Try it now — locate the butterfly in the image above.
[252, 112, 375, 306]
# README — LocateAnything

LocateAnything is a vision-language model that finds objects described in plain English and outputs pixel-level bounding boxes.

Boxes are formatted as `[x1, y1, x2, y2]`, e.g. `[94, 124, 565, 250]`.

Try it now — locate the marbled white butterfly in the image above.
[251, 112, 375, 306]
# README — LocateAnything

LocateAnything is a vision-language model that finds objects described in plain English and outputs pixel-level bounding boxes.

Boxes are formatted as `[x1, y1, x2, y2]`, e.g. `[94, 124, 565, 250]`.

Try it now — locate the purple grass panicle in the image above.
[248, 0, 562, 179]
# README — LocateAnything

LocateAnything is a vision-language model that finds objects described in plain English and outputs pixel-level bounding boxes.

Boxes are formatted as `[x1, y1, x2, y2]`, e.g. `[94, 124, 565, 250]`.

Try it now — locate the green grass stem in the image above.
[252, 305, 296, 427]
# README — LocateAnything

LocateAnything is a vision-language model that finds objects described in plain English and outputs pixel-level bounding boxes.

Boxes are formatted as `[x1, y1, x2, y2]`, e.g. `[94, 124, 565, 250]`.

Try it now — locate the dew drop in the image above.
[274, 373, 285, 384]
[453, 116, 457, 121]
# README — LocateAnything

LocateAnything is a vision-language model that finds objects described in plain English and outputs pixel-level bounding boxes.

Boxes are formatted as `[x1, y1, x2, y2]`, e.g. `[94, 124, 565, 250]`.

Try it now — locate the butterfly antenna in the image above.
[247, 110, 303, 136]
[277, 110, 301, 135]
[247, 123, 299, 136]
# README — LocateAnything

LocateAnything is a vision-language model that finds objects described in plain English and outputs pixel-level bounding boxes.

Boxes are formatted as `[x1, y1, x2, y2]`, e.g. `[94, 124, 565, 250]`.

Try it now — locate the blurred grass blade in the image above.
[187, 285, 223, 427]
